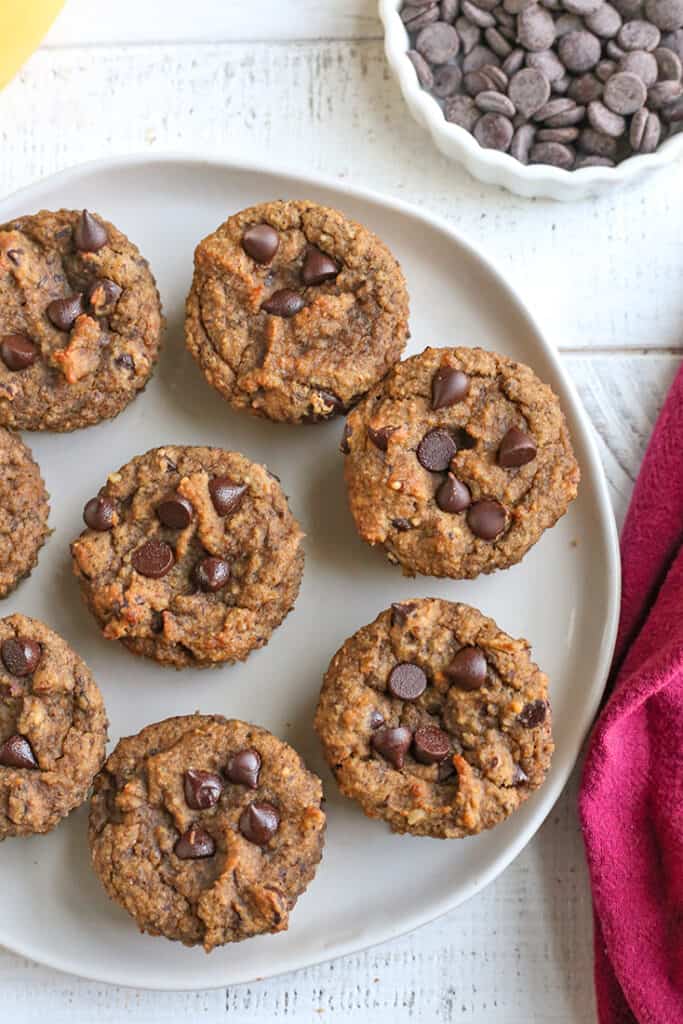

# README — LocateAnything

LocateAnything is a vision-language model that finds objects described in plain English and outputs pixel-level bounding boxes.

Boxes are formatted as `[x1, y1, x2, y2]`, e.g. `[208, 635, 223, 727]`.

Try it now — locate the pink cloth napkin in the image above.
[579, 362, 683, 1024]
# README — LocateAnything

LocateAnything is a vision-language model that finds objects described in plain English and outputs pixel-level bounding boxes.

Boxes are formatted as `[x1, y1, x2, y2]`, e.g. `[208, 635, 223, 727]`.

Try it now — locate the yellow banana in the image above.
[0, 1, 65, 89]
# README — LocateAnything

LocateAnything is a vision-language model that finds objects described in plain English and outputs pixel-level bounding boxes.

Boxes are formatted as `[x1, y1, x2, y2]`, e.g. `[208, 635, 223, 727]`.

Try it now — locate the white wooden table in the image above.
[1, 2, 680, 1020]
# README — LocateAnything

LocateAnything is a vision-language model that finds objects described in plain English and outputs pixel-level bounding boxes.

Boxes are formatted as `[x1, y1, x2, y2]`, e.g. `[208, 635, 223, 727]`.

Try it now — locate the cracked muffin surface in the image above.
[342, 346, 580, 579]
[70, 445, 304, 668]
[315, 599, 553, 839]
[0, 427, 50, 597]
[0, 208, 163, 431]
[184, 199, 409, 424]
[89, 714, 326, 950]
[0, 614, 107, 839]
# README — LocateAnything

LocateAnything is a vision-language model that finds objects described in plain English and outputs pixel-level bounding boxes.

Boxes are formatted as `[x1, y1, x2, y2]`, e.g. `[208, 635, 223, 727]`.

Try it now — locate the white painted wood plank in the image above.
[2, 41, 682, 351]
[43, 0, 381, 46]
[0, 353, 676, 1021]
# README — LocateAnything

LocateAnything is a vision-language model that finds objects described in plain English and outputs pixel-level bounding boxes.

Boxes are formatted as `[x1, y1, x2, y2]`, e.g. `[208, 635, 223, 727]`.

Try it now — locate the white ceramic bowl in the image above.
[379, 0, 683, 200]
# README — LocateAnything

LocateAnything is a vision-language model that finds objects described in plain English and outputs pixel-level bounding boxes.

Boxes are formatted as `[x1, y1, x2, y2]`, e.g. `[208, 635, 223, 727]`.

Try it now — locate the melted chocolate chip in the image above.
[1, 638, 42, 677]
[436, 473, 471, 513]
[115, 353, 135, 373]
[413, 726, 451, 764]
[83, 495, 117, 531]
[6, 249, 22, 265]
[47, 293, 85, 332]
[174, 825, 216, 859]
[0, 734, 38, 769]
[512, 764, 529, 785]
[371, 726, 413, 769]
[239, 801, 280, 845]
[391, 602, 416, 626]
[417, 429, 457, 471]
[368, 425, 395, 451]
[303, 390, 345, 422]
[369, 710, 385, 730]
[242, 224, 280, 263]
[194, 557, 230, 593]
[157, 495, 193, 530]
[445, 646, 487, 690]
[392, 517, 413, 531]
[517, 700, 548, 728]
[262, 289, 304, 317]
[74, 210, 108, 252]
[131, 540, 175, 579]
[498, 427, 537, 468]
[87, 277, 122, 314]
[467, 500, 506, 540]
[301, 246, 340, 285]
[209, 477, 247, 517]
[388, 662, 428, 701]
[340, 423, 352, 454]
[183, 769, 223, 810]
[0, 334, 38, 371]
[432, 367, 470, 409]
[438, 757, 457, 782]
[225, 748, 261, 788]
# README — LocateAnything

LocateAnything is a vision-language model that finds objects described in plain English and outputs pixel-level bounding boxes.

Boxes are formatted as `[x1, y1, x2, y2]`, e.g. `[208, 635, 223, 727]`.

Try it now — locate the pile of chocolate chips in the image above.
[402, 0, 683, 168]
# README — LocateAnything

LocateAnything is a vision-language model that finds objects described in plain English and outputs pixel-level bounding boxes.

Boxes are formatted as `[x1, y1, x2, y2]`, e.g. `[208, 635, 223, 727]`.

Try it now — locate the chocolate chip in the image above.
[416, 20, 461, 61]
[157, 495, 193, 529]
[115, 353, 135, 373]
[474, 111, 515, 149]
[433, 63, 464, 95]
[242, 224, 280, 263]
[131, 540, 175, 579]
[1, 637, 42, 677]
[87, 277, 122, 314]
[512, 763, 529, 784]
[432, 367, 470, 408]
[414, 726, 451, 764]
[438, 757, 457, 781]
[498, 427, 537, 467]
[368, 425, 395, 451]
[467, 499, 506, 539]
[417, 429, 458, 471]
[74, 210, 108, 253]
[194, 557, 230, 593]
[174, 825, 216, 859]
[446, 646, 487, 689]
[239, 801, 280, 845]
[340, 423, 352, 454]
[0, 334, 38, 371]
[0, 734, 38, 769]
[517, 699, 548, 727]
[150, 611, 164, 634]
[225, 748, 261, 788]
[371, 726, 413, 768]
[183, 769, 223, 810]
[388, 662, 428, 701]
[262, 289, 305, 317]
[508, 67, 552, 116]
[392, 517, 413, 531]
[304, 389, 345, 422]
[83, 495, 117, 531]
[6, 249, 22, 265]
[209, 477, 247, 516]
[532, 138, 577, 165]
[646, 0, 683, 28]
[47, 293, 85, 331]
[369, 710, 385, 730]
[391, 601, 416, 626]
[604, 69, 647, 111]
[302, 246, 340, 285]
[618, 18, 662, 49]
[436, 473, 471, 513]
[559, 30, 603, 71]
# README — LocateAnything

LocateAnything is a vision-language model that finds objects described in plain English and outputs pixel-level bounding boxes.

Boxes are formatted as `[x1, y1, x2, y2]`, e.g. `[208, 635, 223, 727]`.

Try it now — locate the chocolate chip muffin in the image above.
[342, 346, 580, 578]
[0, 209, 163, 431]
[70, 446, 304, 668]
[184, 199, 409, 424]
[0, 614, 107, 839]
[315, 599, 553, 838]
[0, 428, 50, 597]
[89, 715, 326, 950]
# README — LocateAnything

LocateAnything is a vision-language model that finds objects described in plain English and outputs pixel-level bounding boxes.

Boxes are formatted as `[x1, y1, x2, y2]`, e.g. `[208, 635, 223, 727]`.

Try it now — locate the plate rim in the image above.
[0, 151, 621, 991]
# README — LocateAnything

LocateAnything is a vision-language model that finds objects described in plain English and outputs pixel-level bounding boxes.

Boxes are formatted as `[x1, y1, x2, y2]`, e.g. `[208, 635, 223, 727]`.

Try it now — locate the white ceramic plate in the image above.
[0, 154, 619, 990]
